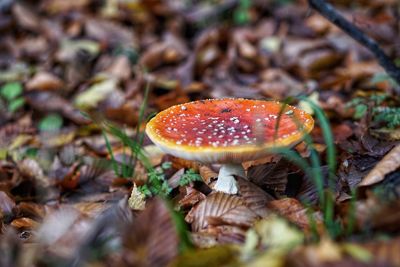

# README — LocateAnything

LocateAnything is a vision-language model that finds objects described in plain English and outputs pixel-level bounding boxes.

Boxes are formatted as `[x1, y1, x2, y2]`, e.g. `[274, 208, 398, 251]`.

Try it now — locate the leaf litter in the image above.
[1, 0, 400, 266]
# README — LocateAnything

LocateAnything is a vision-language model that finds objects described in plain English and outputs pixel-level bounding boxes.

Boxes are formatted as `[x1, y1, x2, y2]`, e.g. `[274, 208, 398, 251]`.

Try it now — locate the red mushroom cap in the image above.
[145, 98, 314, 163]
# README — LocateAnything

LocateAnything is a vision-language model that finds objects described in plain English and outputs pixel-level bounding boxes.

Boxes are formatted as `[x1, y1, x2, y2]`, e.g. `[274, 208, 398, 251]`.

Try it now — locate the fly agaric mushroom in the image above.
[145, 98, 314, 194]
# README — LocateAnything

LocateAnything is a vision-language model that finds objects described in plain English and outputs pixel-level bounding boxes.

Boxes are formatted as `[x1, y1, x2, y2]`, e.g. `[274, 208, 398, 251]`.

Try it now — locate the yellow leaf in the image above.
[168, 245, 239, 267]
[75, 78, 117, 109]
[342, 243, 372, 263]
[298, 92, 319, 115]
[254, 215, 304, 253]
[128, 184, 146, 210]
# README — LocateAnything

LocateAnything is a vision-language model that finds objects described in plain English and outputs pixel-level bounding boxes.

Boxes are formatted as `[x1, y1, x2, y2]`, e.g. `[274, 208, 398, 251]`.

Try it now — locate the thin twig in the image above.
[308, 0, 400, 95]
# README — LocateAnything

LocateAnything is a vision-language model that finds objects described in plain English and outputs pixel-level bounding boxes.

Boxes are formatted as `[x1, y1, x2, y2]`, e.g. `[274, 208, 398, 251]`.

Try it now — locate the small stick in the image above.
[308, 0, 400, 95]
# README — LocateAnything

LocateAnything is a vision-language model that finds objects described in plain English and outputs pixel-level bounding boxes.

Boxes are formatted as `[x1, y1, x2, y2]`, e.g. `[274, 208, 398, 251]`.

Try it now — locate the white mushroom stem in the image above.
[213, 163, 246, 194]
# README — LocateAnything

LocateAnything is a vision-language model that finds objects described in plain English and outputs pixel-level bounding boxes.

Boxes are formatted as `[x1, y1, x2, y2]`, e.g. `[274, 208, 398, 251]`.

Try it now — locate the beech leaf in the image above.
[359, 144, 400, 186]
[186, 192, 247, 232]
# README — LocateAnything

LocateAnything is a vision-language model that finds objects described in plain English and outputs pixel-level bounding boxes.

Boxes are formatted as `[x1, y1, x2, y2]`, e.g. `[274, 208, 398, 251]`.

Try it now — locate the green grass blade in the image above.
[302, 133, 324, 201]
[273, 97, 294, 142]
[102, 130, 120, 177]
[298, 96, 337, 187]
[275, 99, 324, 201]
[104, 122, 152, 170]
[298, 95, 338, 237]
[132, 76, 152, 175]
[304, 203, 319, 242]
[345, 189, 357, 236]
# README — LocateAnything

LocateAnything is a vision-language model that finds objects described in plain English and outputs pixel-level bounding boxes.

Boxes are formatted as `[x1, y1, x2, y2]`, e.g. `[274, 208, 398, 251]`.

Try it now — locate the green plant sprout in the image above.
[234, 0, 252, 25]
[346, 94, 400, 129]
[138, 162, 173, 197]
[179, 169, 203, 186]
[0, 82, 25, 113]
[39, 114, 64, 132]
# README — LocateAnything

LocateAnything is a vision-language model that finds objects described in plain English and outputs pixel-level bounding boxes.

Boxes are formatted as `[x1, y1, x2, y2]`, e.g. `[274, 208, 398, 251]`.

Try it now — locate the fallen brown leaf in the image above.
[168, 168, 185, 189]
[106, 55, 131, 81]
[73, 202, 110, 218]
[186, 192, 248, 232]
[139, 33, 188, 70]
[247, 159, 289, 196]
[12, 3, 41, 32]
[267, 198, 323, 232]
[257, 69, 305, 99]
[213, 225, 248, 244]
[11, 217, 40, 229]
[121, 198, 179, 267]
[362, 236, 400, 266]
[359, 144, 400, 186]
[26, 71, 64, 91]
[0, 191, 15, 216]
[190, 232, 218, 248]
[170, 157, 201, 171]
[14, 202, 46, 220]
[198, 165, 218, 186]
[17, 158, 48, 187]
[237, 177, 273, 218]
[85, 18, 137, 48]
[370, 128, 400, 141]
[208, 204, 259, 229]
[178, 187, 206, 209]
[41, 0, 91, 13]
[25, 91, 90, 125]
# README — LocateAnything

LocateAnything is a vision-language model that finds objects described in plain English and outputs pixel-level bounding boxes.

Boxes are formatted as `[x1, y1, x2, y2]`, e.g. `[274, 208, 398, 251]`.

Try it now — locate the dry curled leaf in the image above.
[362, 237, 400, 266]
[0, 191, 15, 216]
[11, 217, 40, 229]
[237, 177, 274, 218]
[26, 71, 64, 91]
[139, 33, 188, 70]
[186, 192, 247, 232]
[199, 165, 218, 185]
[121, 198, 179, 267]
[106, 55, 131, 81]
[73, 202, 110, 218]
[178, 187, 206, 209]
[25, 91, 89, 124]
[15, 202, 46, 220]
[370, 128, 400, 141]
[37, 206, 92, 258]
[359, 144, 400, 187]
[267, 198, 323, 232]
[247, 159, 289, 195]
[170, 157, 201, 171]
[42, 0, 91, 13]
[85, 18, 136, 47]
[18, 158, 49, 187]
[168, 168, 185, 189]
[207, 204, 259, 229]
[12, 3, 41, 32]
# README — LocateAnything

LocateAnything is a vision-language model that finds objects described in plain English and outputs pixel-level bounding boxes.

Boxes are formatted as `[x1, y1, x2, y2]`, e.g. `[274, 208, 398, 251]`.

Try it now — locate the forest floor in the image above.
[1, 0, 400, 266]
